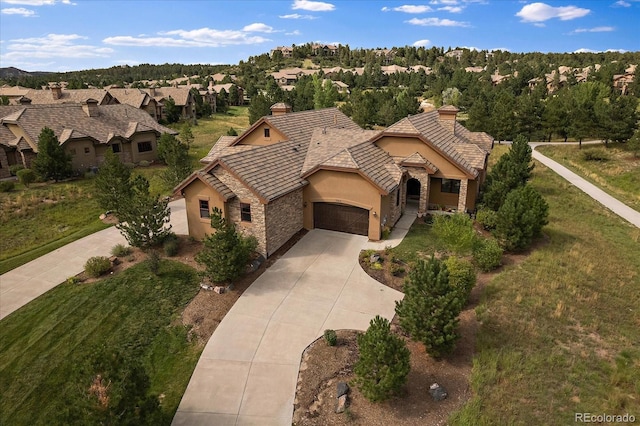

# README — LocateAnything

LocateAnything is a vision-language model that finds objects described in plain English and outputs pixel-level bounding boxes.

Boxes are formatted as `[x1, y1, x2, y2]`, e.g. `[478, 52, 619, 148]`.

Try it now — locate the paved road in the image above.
[172, 209, 416, 426]
[0, 199, 188, 320]
[529, 142, 640, 228]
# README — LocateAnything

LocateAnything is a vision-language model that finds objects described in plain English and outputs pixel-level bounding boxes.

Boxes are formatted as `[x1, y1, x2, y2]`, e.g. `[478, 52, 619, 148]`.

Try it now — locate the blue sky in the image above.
[0, 0, 638, 72]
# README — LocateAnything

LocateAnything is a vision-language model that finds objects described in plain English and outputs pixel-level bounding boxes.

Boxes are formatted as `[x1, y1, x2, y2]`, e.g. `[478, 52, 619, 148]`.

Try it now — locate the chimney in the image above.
[437, 105, 458, 134]
[19, 96, 32, 105]
[82, 99, 99, 117]
[149, 86, 156, 97]
[51, 84, 62, 100]
[270, 102, 292, 116]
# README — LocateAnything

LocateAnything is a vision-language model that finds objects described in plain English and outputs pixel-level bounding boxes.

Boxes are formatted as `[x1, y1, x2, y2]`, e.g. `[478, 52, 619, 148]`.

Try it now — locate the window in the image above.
[199, 200, 210, 218]
[84, 147, 90, 154]
[137, 141, 153, 152]
[396, 187, 401, 206]
[240, 203, 252, 222]
[441, 178, 461, 194]
[263, 128, 270, 138]
[111, 143, 121, 153]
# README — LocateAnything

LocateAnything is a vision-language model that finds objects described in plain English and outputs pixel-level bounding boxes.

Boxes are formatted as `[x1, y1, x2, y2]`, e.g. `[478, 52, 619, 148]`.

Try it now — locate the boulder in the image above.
[335, 394, 348, 414]
[429, 383, 448, 401]
[369, 253, 381, 263]
[337, 382, 349, 398]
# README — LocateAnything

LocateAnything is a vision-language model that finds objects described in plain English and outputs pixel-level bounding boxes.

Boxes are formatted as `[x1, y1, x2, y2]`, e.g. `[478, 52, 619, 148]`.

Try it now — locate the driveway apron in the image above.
[172, 229, 404, 426]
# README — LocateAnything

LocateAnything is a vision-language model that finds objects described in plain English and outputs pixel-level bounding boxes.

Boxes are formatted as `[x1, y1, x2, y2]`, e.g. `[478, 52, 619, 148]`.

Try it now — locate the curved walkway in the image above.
[172, 208, 416, 426]
[530, 142, 640, 228]
[0, 199, 188, 320]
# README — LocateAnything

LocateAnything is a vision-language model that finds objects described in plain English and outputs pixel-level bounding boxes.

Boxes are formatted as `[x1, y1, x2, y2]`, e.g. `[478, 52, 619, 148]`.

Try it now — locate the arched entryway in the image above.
[407, 178, 421, 201]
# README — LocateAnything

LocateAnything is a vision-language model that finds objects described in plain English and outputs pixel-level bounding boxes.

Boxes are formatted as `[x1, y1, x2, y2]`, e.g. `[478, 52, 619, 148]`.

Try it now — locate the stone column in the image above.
[457, 179, 468, 213]
[419, 175, 429, 214]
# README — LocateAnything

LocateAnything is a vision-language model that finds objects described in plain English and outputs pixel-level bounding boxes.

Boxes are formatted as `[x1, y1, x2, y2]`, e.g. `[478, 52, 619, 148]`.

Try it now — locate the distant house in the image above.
[1, 86, 117, 106]
[209, 83, 244, 106]
[175, 104, 493, 258]
[613, 65, 636, 95]
[270, 46, 294, 58]
[108, 88, 159, 120]
[0, 101, 177, 177]
[141, 86, 196, 122]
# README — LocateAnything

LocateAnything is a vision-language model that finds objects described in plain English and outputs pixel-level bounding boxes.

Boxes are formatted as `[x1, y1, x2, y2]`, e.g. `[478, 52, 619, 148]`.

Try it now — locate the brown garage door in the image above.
[313, 203, 369, 236]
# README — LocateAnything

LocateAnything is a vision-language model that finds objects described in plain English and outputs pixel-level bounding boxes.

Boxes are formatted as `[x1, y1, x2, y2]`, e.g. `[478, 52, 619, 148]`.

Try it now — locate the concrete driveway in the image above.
[172, 229, 404, 426]
[0, 199, 188, 320]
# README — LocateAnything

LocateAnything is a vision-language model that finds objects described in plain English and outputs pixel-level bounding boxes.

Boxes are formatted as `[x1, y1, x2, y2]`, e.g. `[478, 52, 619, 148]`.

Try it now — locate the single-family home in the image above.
[174, 104, 493, 258]
[142, 86, 197, 122]
[0, 101, 177, 175]
[108, 88, 160, 120]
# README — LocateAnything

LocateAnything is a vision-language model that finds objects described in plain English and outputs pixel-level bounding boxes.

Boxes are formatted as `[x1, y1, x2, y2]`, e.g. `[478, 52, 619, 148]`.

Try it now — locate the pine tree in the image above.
[354, 315, 410, 402]
[157, 133, 191, 187]
[115, 175, 172, 248]
[494, 185, 549, 252]
[32, 127, 72, 182]
[481, 134, 533, 211]
[94, 150, 132, 213]
[195, 208, 257, 283]
[395, 256, 463, 358]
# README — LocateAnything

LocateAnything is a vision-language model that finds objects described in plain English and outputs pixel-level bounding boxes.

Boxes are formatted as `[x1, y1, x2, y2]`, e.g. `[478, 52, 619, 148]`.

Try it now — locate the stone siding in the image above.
[265, 189, 304, 256]
[405, 167, 431, 215]
[215, 168, 268, 257]
[0, 148, 10, 178]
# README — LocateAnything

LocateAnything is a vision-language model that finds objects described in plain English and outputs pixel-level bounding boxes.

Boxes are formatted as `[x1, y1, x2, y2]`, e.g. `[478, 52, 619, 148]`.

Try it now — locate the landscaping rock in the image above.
[213, 286, 225, 294]
[370, 253, 381, 263]
[200, 283, 213, 291]
[429, 383, 448, 401]
[336, 394, 348, 413]
[337, 382, 349, 398]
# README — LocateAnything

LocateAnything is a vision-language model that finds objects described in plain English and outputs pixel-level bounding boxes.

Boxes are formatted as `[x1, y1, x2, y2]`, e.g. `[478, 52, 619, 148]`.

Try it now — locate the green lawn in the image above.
[0, 179, 110, 274]
[537, 143, 640, 211]
[0, 259, 201, 425]
[449, 156, 640, 424]
[189, 106, 250, 167]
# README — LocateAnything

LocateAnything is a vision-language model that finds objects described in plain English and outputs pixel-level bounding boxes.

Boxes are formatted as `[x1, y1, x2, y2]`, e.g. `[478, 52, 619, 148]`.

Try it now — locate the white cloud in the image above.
[0, 0, 74, 5]
[1, 6, 35, 15]
[572, 26, 614, 33]
[613, 1, 631, 6]
[242, 23, 275, 33]
[1, 33, 113, 63]
[430, 0, 458, 4]
[279, 13, 316, 19]
[292, 0, 335, 12]
[516, 2, 590, 23]
[104, 28, 270, 48]
[439, 5, 463, 12]
[412, 39, 431, 47]
[407, 17, 470, 26]
[382, 5, 433, 13]
[575, 47, 627, 53]
[286, 30, 302, 35]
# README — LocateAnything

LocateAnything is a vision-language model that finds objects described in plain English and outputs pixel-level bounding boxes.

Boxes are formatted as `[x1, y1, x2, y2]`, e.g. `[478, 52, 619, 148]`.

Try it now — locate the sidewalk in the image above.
[0, 199, 188, 320]
[530, 143, 640, 228]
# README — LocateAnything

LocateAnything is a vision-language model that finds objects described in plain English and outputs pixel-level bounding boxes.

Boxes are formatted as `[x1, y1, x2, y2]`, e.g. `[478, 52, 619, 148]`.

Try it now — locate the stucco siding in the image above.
[375, 136, 467, 178]
[183, 179, 227, 240]
[236, 125, 287, 146]
[303, 169, 383, 240]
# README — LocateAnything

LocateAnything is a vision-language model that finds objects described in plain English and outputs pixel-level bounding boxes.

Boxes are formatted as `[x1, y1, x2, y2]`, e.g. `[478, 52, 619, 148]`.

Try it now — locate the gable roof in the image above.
[233, 107, 361, 147]
[212, 139, 309, 202]
[383, 111, 481, 177]
[108, 88, 153, 109]
[142, 87, 192, 106]
[200, 135, 253, 164]
[0, 104, 176, 149]
[10, 88, 114, 105]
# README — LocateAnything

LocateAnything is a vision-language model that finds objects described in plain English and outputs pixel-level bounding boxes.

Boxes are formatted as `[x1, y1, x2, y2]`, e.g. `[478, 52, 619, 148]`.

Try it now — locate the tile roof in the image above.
[400, 152, 438, 172]
[11, 88, 113, 105]
[217, 139, 309, 202]
[200, 135, 253, 164]
[0, 103, 176, 149]
[198, 170, 235, 200]
[260, 107, 362, 145]
[108, 88, 151, 109]
[142, 87, 192, 106]
[453, 123, 494, 152]
[383, 111, 481, 177]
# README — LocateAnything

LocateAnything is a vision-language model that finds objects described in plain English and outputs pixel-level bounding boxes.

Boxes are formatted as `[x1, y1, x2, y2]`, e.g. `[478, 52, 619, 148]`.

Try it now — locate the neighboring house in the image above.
[209, 83, 244, 106]
[2, 86, 117, 106]
[108, 88, 160, 120]
[141, 86, 196, 122]
[175, 104, 493, 258]
[0, 101, 177, 174]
